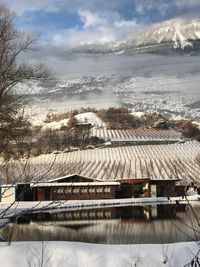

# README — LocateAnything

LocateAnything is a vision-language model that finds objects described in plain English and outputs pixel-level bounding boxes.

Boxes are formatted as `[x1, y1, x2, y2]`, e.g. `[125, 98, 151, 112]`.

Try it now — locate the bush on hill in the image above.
[97, 107, 138, 129]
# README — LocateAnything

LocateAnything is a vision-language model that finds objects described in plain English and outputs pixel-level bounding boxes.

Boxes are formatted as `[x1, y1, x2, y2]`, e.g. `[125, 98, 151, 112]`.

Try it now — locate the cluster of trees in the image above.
[97, 108, 169, 129]
[4, 124, 104, 158]
[175, 120, 200, 141]
[44, 107, 172, 133]
[44, 107, 97, 123]
[140, 112, 169, 129]
[6, 112, 104, 157]
[97, 107, 139, 129]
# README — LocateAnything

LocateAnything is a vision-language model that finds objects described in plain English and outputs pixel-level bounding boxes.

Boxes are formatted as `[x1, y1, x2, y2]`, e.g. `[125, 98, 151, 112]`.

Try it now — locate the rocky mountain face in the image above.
[112, 17, 200, 55]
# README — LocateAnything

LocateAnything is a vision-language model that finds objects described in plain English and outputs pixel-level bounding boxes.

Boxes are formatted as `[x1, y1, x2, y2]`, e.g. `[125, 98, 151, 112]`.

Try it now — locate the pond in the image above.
[1, 204, 200, 244]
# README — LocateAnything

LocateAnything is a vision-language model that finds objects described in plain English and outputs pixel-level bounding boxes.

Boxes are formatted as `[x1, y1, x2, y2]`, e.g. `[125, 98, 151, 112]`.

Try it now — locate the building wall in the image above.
[50, 185, 117, 200]
[16, 184, 33, 201]
[175, 185, 186, 197]
[1, 187, 15, 203]
[34, 185, 118, 201]
[34, 188, 50, 201]
[26, 179, 180, 202]
[151, 181, 177, 197]
[119, 179, 150, 198]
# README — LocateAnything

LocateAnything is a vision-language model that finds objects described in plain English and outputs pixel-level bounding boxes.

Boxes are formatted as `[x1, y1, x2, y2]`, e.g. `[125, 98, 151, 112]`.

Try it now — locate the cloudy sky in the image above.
[4, 0, 200, 48]
[3, 0, 200, 78]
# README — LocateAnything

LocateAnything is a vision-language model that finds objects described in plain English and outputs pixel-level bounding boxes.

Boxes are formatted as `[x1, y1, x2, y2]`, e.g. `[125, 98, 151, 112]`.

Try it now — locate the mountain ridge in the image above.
[112, 16, 200, 55]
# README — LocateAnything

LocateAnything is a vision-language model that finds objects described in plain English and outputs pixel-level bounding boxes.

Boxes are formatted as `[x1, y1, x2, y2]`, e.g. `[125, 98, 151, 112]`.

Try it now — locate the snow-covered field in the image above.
[0, 241, 199, 267]
[1, 140, 200, 184]
[91, 128, 182, 142]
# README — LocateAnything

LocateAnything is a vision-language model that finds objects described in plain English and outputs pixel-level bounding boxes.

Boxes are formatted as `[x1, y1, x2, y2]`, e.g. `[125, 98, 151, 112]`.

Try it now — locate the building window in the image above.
[89, 187, 95, 194]
[81, 187, 87, 194]
[66, 213, 72, 219]
[105, 211, 111, 218]
[74, 212, 80, 219]
[65, 188, 72, 194]
[81, 211, 88, 219]
[89, 211, 96, 218]
[97, 211, 103, 218]
[104, 186, 111, 194]
[57, 213, 64, 219]
[73, 188, 80, 194]
[96, 187, 103, 194]
[57, 188, 64, 194]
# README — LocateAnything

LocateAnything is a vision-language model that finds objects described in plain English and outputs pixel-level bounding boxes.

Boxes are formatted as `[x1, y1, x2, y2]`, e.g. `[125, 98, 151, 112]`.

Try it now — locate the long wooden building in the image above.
[0, 173, 184, 203]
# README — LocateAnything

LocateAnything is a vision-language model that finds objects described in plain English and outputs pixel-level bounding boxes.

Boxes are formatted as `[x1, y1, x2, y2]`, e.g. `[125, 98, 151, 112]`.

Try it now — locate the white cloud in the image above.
[175, 0, 200, 9]
[5, 0, 60, 15]
[114, 20, 139, 28]
[78, 10, 104, 28]
[5, 0, 133, 16]
[5, 0, 200, 18]
[52, 10, 141, 48]
[52, 27, 115, 47]
[134, 0, 200, 19]
[135, 0, 172, 17]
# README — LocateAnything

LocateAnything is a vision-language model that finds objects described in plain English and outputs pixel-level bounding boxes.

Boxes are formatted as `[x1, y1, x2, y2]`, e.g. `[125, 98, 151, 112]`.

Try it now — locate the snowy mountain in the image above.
[112, 16, 200, 55]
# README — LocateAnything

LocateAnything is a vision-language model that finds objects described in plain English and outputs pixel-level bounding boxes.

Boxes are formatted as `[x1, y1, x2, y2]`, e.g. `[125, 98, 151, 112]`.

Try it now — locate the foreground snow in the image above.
[0, 241, 199, 267]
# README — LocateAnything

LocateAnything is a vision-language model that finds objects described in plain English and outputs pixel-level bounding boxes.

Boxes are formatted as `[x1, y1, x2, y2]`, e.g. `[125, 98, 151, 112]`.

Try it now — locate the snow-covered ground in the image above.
[2, 140, 199, 184]
[35, 112, 105, 129]
[24, 73, 200, 123]
[90, 128, 182, 142]
[0, 240, 199, 267]
[75, 112, 106, 128]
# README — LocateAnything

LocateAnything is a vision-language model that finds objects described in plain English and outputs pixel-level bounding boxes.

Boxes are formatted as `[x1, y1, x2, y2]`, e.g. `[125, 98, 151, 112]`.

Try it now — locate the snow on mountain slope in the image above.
[113, 17, 200, 54]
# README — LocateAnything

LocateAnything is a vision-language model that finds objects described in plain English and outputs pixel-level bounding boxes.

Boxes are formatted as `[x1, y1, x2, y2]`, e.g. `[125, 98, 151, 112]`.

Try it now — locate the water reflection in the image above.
[1, 204, 200, 244]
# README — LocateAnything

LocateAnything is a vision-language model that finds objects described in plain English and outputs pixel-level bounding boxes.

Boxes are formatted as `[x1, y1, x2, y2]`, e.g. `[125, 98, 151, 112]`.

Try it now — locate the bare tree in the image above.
[0, 2, 49, 158]
[0, 2, 52, 232]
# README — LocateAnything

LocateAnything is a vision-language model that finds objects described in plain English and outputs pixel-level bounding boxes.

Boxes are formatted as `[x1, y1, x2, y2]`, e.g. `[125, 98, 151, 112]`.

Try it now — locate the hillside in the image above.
[113, 16, 200, 55]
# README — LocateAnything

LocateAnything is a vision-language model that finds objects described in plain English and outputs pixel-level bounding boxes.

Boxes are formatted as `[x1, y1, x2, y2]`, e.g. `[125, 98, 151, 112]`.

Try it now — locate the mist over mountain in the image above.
[63, 15, 200, 56]
[16, 14, 200, 122]
[21, 54, 200, 122]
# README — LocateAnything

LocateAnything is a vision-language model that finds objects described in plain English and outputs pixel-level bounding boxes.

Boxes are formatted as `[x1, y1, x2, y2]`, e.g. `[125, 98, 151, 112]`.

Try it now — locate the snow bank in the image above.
[75, 112, 105, 127]
[43, 118, 69, 130]
[42, 112, 105, 129]
[0, 241, 199, 267]
[131, 111, 145, 117]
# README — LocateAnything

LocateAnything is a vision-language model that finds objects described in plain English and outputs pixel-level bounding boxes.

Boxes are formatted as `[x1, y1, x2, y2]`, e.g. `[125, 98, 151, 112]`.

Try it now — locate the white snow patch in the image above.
[43, 119, 69, 130]
[42, 112, 105, 130]
[75, 112, 105, 127]
[0, 241, 199, 267]
[131, 111, 145, 117]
